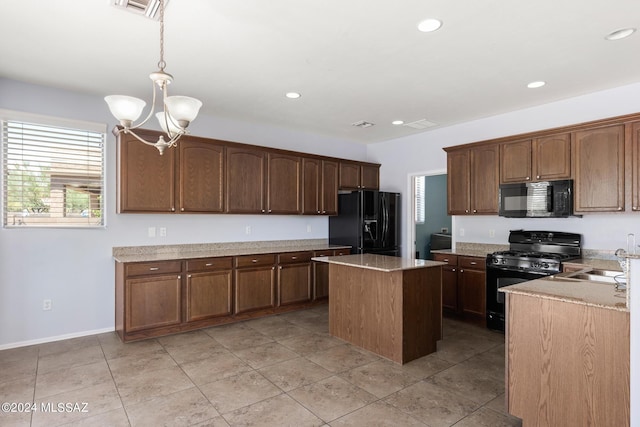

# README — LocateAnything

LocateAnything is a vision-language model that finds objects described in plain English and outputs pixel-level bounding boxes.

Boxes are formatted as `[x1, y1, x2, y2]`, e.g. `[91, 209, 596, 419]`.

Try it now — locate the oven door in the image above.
[486, 265, 549, 331]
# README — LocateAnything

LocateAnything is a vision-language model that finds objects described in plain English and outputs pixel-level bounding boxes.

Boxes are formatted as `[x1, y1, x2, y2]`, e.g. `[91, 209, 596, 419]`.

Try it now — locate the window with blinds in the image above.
[1, 112, 106, 228]
[415, 175, 425, 224]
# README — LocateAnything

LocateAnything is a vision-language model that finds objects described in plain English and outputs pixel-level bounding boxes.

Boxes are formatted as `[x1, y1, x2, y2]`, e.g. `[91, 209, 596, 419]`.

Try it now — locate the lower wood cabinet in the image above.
[234, 254, 276, 314]
[185, 257, 233, 322]
[116, 248, 346, 342]
[278, 252, 312, 305]
[433, 253, 486, 326]
[312, 249, 350, 300]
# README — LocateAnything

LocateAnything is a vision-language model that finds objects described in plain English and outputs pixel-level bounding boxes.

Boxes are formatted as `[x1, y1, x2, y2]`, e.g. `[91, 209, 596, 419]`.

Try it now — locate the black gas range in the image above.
[486, 230, 582, 331]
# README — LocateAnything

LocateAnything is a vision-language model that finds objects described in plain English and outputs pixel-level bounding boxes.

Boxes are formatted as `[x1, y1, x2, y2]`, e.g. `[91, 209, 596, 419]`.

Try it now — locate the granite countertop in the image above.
[313, 253, 445, 272]
[563, 258, 622, 271]
[430, 242, 508, 258]
[500, 276, 628, 312]
[113, 239, 351, 263]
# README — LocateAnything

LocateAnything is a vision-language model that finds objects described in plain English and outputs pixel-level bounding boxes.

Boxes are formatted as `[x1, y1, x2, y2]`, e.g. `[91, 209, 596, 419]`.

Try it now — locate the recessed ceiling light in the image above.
[392, 120, 404, 125]
[285, 92, 301, 99]
[527, 81, 546, 89]
[605, 28, 636, 41]
[417, 18, 442, 33]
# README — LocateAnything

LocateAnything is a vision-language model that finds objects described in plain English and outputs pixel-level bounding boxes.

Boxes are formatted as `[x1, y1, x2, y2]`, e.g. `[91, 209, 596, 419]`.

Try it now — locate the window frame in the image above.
[1, 109, 107, 229]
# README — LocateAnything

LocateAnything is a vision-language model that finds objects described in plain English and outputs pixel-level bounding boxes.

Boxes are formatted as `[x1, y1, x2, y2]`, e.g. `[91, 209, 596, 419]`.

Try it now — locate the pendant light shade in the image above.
[165, 96, 203, 124]
[104, 95, 146, 124]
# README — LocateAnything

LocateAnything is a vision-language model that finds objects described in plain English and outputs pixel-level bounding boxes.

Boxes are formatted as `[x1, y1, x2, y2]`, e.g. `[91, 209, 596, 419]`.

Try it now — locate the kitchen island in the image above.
[313, 253, 445, 364]
[501, 276, 629, 427]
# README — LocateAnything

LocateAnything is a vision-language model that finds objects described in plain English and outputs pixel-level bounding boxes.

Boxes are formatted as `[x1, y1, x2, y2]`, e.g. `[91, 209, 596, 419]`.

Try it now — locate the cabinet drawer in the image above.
[278, 251, 312, 264]
[314, 249, 334, 258]
[235, 254, 276, 268]
[333, 248, 351, 256]
[459, 256, 485, 270]
[186, 257, 233, 272]
[125, 261, 182, 277]
[433, 253, 458, 266]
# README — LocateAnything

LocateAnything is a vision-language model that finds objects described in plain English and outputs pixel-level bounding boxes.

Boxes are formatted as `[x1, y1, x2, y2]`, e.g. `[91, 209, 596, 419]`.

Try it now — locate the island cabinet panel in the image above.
[267, 153, 301, 214]
[573, 124, 625, 212]
[225, 147, 266, 213]
[506, 293, 629, 427]
[179, 138, 225, 213]
[277, 252, 312, 306]
[185, 257, 233, 322]
[234, 254, 276, 314]
[118, 131, 176, 213]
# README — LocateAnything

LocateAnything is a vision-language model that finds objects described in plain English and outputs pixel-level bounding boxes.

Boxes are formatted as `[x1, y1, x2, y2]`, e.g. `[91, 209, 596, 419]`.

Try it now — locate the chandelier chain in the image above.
[158, 0, 166, 70]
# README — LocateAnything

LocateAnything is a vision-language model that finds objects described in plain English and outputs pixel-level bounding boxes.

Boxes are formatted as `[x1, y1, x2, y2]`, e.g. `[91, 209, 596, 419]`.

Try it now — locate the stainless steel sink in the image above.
[562, 268, 625, 285]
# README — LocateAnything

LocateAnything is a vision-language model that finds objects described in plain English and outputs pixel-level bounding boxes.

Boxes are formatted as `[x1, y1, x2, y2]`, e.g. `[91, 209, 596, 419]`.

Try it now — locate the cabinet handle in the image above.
[261, 209, 265, 213]
[443, 258, 449, 262]
[205, 263, 213, 266]
[180, 207, 184, 212]
[526, 177, 530, 180]
[452, 268, 456, 272]
[470, 261, 477, 265]
[460, 269, 464, 273]
[149, 267, 159, 271]
[171, 207, 175, 212]
[177, 275, 181, 279]
[279, 266, 282, 270]
[618, 207, 623, 211]
[473, 209, 477, 213]
[268, 209, 272, 213]
[252, 259, 258, 263]
[465, 209, 469, 213]
[536, 175, 540, 179]
[322, 210, 326, 214]
[188, 274, 192, 278]
[317, 210, 321, 214]
[291, 256, 297, 260]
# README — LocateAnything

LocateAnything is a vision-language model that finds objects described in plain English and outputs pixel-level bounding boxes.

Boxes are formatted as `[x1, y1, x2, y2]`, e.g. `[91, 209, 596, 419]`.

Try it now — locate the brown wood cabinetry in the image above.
[277, 252, 312, 305]
[234, 254, 276, 314]
[631, 122, 640, 211]
[225, 146, 266, 213]
[267, 153, 301, 214]
[179, 137, 225, 213]
[506, 292, 629, 427]
[573, 124, 625, 212]
[432, 254, 485, 325]
[500, 134, 571, 183]
[446, 144, 499, 215]
[339, 161, 380, 190]
[312, 248, 350, 300]
[185, 257, 233, 322]
[302, 158, 339, 215]
[118, 130, 176, 213]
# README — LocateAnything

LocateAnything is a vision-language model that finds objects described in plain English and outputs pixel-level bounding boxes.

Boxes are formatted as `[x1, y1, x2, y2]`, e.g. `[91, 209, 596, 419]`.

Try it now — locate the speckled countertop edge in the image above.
[113, 239, 351, 263]
[313, 253, 445, 272]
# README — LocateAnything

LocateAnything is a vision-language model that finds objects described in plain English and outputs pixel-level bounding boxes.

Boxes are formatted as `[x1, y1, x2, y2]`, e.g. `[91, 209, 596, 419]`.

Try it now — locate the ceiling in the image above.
[1, 0, 640, 143]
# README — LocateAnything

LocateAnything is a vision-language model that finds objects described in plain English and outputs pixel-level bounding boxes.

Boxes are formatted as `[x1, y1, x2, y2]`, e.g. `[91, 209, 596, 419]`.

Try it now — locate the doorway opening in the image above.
[412, 173, 451, 259]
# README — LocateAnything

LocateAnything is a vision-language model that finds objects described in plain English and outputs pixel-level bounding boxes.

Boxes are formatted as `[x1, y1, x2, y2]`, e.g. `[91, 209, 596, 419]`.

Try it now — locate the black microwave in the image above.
[498, 180, 573, 218]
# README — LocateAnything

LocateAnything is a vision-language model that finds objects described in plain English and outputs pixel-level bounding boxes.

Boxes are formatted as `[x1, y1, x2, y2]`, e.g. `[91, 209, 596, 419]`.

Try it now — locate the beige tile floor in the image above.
[0, 304, 522, 427]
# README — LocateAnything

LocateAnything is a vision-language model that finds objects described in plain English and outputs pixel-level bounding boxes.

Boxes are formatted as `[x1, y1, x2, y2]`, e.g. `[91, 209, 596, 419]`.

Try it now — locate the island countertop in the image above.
[313, 253, 445, 272]
[500, 276, 628, 312]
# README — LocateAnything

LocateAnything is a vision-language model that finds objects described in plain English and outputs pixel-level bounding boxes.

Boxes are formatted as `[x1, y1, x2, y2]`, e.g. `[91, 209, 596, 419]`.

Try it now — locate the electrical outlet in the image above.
[159, 227, 167, 237]
[441, 227, 449, 233]
[489, 229, 495, 238]
[245, 226, 251, 235]
[43, 299, 52, 311]
[148, 227, 156, 237]
[459, 228, 465, 237]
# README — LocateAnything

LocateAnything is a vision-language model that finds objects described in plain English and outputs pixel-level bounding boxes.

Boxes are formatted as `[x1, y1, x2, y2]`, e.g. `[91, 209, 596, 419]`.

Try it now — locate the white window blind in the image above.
[415, 175, 425, 224]
[2, 114, 106, 228]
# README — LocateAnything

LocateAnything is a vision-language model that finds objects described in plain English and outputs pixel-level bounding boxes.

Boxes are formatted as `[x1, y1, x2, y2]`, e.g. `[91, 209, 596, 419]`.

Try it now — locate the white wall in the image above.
[0, 78, 368, 348]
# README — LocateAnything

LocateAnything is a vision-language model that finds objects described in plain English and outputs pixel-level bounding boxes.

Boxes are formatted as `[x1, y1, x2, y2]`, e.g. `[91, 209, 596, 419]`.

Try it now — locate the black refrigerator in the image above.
[329, 190, 400, 256]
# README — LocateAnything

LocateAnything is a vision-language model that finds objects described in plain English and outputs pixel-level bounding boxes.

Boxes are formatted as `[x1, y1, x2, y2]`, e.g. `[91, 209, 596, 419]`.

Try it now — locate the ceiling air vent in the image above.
[402, 119, 437, 129]
[112, 0, 168, 20]
[352, 120, 375, 128]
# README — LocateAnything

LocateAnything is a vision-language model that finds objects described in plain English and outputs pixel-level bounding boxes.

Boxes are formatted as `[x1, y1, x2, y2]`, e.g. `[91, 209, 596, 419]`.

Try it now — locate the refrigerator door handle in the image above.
[381, 195, 388, 247]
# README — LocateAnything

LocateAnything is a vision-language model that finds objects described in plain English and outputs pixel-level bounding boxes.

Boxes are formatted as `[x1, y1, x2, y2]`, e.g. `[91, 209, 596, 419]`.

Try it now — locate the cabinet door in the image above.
[179, 138, 225, 213]
[118, 131, 176, 213]
[441, 265, 458, 314]
[267, 153, 301, 214]
[458, 268, 486, 324]
[339, 162, 361, 190]
[573, 125, 625, 212]
[226, 147, 266, 213]
[500, 140, 532, 183]
[278, 263, 312, 305]
[234, 267, 276, 314]
[533, 133, 571, 181]
[632, 122, 640, 211]
[313, 250, 333, 300]
[125, 274, 181, 332]
[360, 164, 380, 189]
[470, 144, 499, 214]
[447, 149, 471, 215]
[186, 270, 232, 322]
[302, 158, 321, 214]
[321, 160, 339, 215]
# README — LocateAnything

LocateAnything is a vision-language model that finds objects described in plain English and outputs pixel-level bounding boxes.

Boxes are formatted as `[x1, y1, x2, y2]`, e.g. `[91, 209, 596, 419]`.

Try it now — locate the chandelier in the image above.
[105, 0, 202, 155]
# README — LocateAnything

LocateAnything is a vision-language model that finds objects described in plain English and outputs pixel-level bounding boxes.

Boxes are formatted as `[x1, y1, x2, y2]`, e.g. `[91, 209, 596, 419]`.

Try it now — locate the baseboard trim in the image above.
[0, 327, 115, 350]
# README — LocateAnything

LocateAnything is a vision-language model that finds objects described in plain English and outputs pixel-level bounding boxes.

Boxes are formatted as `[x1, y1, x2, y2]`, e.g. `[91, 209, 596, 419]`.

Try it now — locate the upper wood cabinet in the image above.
[225, 146, 266, 214]
[179, 137, 225, 213]
[339, 161, 380, 190]
[302, 158, 338, 215]
[500, 133, 571, 183]
[573, 124, 625, 212]
[266, 153, 301, 214]
[118, 130, 176, 213]
[447, 144, 499, 215]
[632, 122, 640, 211]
